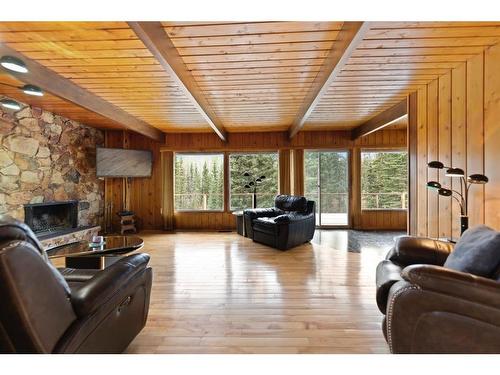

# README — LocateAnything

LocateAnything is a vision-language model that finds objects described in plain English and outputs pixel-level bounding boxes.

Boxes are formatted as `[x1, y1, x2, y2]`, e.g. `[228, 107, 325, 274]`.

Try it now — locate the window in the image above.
[174, 153, 224, 211]
[361, 150, 408, 210]
[229, 152, 279, 211]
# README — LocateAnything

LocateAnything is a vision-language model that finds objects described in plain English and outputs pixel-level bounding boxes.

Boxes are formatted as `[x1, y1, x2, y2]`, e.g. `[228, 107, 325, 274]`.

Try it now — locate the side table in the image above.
[232, 211, 246, 237]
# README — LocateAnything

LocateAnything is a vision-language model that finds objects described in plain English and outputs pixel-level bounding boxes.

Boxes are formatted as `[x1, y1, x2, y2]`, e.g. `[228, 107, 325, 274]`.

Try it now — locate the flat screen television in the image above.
[96, 147, 152, 178]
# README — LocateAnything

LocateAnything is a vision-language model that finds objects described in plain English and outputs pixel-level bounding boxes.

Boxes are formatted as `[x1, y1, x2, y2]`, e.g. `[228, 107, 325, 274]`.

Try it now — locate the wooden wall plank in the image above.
[416, 86, 428, 236]
[451, 63, 467, 238]
[408, 92, 418, 235]
[466, 53, 485, 227]
[427, 79, 439, 238]
[484, 43, 500, 229]
[438, 72, 452, 238]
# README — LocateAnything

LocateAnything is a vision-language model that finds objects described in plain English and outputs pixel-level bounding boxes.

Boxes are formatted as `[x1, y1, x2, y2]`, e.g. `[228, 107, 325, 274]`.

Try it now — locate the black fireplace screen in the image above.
[24, 201, 78, 235]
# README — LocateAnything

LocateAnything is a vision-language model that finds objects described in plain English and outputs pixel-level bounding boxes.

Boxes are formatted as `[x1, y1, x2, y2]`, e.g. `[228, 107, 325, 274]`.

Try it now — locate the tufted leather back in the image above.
[274, 195, 308, 212]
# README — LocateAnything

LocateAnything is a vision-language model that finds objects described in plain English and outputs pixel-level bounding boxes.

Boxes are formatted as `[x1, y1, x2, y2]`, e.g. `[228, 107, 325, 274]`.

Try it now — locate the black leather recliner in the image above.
[0, 215, 152, 353]
[243, 195, 315, 250]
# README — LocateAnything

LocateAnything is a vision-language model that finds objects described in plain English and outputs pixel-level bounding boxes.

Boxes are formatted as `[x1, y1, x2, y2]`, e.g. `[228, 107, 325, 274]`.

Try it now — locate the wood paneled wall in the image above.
[409, 42, 500, 237]
[162, 129, 406, 151]
[105, 129, 407, 231]
[104, 130, 163, 231]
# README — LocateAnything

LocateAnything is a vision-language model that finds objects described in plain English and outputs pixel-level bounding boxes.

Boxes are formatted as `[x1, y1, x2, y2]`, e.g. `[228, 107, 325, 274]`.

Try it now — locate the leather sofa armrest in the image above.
[376, 260, 404, 314]
[243, 207, 282, 220]
[274, 212, 314, 224]
[70, 253, 150, 318]
[402, 264, 500, 309]
[386, 236, 454, 267]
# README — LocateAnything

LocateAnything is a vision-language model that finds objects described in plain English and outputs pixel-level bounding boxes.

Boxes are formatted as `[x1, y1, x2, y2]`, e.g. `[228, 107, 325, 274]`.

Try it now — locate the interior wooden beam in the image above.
[0, 44, 163, 142]
[288, 22, 371, 139]
[129, 22, 228, 142]
[351, 98, 408, 140]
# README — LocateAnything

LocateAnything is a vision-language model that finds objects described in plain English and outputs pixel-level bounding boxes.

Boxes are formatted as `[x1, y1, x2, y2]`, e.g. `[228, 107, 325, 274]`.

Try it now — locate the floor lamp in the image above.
[243, 172, 266, 209]
[426, 160, 488, 235]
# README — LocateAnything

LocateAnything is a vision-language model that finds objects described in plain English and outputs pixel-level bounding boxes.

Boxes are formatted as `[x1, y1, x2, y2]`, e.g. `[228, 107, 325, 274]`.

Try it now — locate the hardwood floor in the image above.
[125, 230, 391, 354]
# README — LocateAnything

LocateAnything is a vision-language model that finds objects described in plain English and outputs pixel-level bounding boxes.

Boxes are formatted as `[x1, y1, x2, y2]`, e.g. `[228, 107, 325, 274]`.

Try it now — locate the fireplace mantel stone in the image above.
[40, 225, 101, 250]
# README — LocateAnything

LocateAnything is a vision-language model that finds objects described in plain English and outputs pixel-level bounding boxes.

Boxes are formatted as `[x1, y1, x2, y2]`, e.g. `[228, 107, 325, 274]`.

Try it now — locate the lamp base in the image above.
[460, 215, 469, 235]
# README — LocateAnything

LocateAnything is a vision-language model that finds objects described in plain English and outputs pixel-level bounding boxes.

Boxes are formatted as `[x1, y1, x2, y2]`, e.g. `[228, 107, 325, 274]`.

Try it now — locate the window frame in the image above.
[360, 148, 408, 212]
[228, 151, 280, 212]
[173, 151, 225, 213]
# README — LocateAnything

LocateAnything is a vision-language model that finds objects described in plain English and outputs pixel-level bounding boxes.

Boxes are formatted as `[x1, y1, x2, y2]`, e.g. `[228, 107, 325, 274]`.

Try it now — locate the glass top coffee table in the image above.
[47, 235, 144, 269]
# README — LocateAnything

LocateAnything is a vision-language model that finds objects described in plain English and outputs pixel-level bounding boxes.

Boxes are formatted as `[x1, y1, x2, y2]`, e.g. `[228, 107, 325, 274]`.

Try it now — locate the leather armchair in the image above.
[243, 195, 316, 250]
[376, 236, 500, 353]
[0, 215, 152, 353]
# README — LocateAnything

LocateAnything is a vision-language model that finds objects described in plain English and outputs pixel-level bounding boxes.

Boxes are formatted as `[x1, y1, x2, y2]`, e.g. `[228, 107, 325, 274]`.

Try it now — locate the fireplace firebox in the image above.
[24, 201, 78, 238]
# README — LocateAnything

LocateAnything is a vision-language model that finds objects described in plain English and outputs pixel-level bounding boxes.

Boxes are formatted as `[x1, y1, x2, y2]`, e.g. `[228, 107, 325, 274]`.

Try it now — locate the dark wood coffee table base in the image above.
[65, 255, 123, 269]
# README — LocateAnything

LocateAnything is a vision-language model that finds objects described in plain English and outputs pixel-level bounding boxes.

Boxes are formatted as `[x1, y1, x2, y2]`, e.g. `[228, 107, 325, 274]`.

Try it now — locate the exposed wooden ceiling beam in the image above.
[129, 22, 227, 142]
[288, 22, 371, 139]
[351, 98, 408, 140]
[0, 44, 163, 142]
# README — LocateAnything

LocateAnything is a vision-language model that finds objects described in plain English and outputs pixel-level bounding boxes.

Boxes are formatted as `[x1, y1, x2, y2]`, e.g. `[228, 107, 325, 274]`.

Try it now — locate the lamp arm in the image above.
[450, 194, 465, 216]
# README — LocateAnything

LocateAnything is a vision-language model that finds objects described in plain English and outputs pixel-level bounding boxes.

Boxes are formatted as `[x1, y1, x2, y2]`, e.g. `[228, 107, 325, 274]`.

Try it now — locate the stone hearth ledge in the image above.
[41, 225, 100, 251]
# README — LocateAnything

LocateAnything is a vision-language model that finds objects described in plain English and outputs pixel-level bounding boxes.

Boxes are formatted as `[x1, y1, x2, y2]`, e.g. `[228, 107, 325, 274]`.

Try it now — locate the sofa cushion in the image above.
[274, 195, 307, 213]
[253, 218, 278, 235]
[444, 225, 500, 278]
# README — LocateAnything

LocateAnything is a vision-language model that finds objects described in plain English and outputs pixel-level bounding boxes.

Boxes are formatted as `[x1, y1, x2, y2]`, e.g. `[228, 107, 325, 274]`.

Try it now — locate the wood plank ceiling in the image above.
[162, 21, 345, 132]
[0, 22, 210, 132]
[1, 21, 500, 138]
[304, 22, 500, 130]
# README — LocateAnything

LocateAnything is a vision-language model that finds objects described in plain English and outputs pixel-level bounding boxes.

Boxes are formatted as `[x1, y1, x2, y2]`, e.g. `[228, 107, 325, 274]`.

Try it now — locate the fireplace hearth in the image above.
[24, 201, 78, 239]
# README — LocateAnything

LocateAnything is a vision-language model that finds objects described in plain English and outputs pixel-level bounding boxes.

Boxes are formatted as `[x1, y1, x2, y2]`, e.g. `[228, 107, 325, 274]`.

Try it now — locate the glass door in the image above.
[304, 151, 349, 227]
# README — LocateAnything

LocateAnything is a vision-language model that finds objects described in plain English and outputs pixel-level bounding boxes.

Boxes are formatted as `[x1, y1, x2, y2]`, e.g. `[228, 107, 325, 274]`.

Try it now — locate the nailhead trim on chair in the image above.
[386, 284, 420, 353]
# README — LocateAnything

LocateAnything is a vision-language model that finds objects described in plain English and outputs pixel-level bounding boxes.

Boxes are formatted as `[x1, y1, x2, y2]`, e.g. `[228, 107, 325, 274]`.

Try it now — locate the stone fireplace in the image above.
[24, 200, 78, 239]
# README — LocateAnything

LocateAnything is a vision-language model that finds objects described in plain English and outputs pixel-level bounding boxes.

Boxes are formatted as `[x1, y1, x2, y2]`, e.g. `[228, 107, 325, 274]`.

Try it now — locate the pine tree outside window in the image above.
[361, 150, 408, 210]
[229, 152, 279, 211]
[174, 153, 224, 211]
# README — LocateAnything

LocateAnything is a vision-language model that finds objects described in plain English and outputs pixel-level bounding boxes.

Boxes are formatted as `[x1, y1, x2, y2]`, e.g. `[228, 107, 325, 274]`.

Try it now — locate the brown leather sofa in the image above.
[376, 236, 500, 353]
[0, 215, 152, 353]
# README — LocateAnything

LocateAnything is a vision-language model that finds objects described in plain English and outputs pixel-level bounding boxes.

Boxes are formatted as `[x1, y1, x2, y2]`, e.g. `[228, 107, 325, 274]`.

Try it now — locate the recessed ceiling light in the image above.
[0, 55, 28, 73]
[0, 98, 21, 111]
[21, 84, 44, 97]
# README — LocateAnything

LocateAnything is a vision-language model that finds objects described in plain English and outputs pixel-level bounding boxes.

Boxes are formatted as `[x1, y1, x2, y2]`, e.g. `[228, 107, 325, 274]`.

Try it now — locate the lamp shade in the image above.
[427, 181, 441, 190]
[428, 161, 444, 169]
[21, 84, 43, 97]
[445, 167, 465, 177]
[0, 99, 21, 111]
[0, 56, 28, 73]
[438, 188, 453, 197]
[468, 174, 489, 184]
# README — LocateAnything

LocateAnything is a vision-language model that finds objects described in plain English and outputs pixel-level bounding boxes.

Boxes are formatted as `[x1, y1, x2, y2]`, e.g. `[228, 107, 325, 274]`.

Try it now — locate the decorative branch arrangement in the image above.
[243, 172, 266, 209]
[426, 160, 488, 235]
